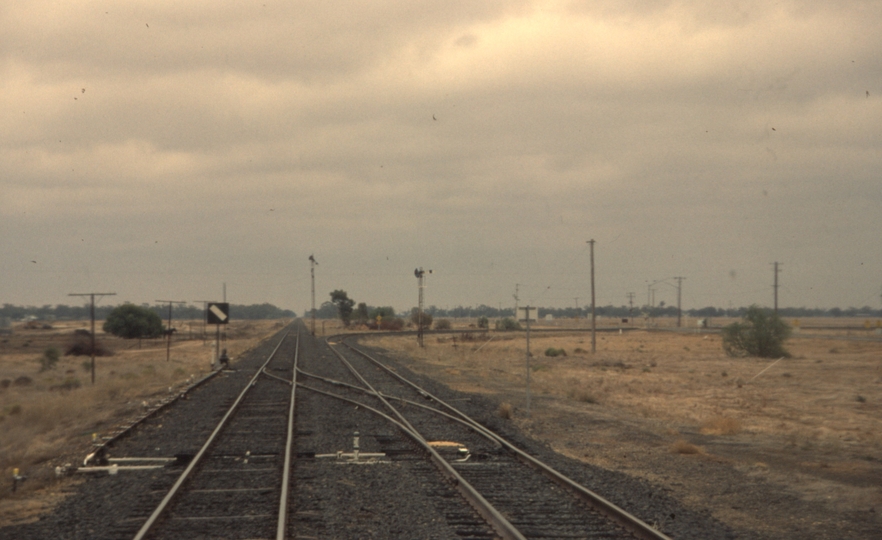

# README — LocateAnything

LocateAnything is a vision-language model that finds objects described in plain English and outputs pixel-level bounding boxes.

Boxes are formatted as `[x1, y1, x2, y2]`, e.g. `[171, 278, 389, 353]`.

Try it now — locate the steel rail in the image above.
[339, 337, 673, 540]
[297, 368, 501, 448]
[324, 340, 527, 540]
[132, 331, 290, 540]
[276, 329, 300, 540]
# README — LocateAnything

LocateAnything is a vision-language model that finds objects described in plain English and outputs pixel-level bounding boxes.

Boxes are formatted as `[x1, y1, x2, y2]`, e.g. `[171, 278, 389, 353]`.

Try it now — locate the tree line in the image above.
[1, 302, 296, 321]
[332, 304, 882, 320]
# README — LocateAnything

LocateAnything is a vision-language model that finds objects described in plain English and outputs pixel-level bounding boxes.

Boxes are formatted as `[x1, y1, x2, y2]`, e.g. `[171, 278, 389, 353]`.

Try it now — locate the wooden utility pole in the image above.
[674, 277, 686, 327]
[309, 255, 318, 335]
[513, 283, 520, 318]
[415, 268, 431, 347]
[522, 305, 535, 417]
[772, 262, 782, 315]
[156, 300, 186, 362]
[588, 239, 596, 353]
[68, 292, 116, 384]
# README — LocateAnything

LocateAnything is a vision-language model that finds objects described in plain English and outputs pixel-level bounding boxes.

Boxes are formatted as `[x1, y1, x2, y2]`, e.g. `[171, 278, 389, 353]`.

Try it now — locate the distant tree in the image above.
[103, 304, 164, 339]
[354, 302, 369, 324]
[314, 301, 339, 319]
[722, 305, 791, 358]
[330, 290, 356, 327]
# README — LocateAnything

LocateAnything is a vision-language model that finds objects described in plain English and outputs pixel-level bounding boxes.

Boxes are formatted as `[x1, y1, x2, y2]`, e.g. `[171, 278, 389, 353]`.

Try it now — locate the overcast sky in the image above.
[2, 1, 880, 315]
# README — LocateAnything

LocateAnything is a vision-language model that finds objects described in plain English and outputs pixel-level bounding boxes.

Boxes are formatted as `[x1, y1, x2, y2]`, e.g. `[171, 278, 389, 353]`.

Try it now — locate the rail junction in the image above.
[16, 320, 697, 539]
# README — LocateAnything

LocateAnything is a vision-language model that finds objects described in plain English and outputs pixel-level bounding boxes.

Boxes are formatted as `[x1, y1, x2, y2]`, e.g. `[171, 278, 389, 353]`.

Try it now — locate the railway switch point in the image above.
[316, 432, 387, 463]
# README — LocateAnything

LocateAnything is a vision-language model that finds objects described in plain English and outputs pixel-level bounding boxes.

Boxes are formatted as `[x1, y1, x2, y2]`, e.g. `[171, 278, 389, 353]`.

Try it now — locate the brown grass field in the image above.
[361, 317, 882, 536]
[0, 318, 287, 526]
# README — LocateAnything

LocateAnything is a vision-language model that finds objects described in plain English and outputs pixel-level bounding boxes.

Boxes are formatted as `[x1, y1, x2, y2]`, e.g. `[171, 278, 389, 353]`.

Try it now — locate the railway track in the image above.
[290, 329, 672, 539]
[128, 329, 299, 540]
[42, 320, 675, 539]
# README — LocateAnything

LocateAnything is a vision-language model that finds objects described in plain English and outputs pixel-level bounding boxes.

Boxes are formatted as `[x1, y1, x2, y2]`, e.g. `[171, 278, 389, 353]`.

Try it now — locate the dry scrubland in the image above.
[366, 319, 882, 535]
[0, 319, 287, 525]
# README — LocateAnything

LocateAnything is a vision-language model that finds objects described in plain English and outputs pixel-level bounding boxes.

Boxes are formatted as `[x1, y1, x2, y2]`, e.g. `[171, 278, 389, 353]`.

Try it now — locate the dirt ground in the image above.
[0, 318, 287, 526]
[365, 319, 882, 538]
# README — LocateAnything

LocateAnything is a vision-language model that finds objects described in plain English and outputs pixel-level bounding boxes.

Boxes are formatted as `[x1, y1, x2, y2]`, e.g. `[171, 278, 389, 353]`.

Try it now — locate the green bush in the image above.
[722, 305, 791, 358]
[39, 347, 61, 372]
[103, 304, 164, 339]
[477, 316, 489, 329]
[434, 319, 452, 330]
[495, 317, 521, 331]
[544, 347, 567, 357]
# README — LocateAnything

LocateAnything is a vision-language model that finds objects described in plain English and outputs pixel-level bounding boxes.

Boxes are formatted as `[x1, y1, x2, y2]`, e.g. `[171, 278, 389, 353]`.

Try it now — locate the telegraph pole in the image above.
[156, 300, 187, 362]
[415, 268, 431, 347]
[626, 292, 635, 322]
[69, 292, 116, 384]
[522, 305, 535, 417]
[309, 255, 318, 335]
[588, 239, 596, 353]
[674, 277, 686, 327]
[772, 262, 782, 315]
[574, 298, 579, 319]
[513, 284, 520, 318]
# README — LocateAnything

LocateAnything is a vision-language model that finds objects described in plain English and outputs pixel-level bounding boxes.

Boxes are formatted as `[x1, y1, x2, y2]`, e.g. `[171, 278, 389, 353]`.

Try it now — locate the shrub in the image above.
[477, 316, 489, 329]
[39, 347, 61, 372]
[722, 305, 791, 358]
[497, 402, 513, 419]
[65, 337, 112, 357]
[380, 317, 404, 330]
[544, 347, 567, 357]
[410, 310, 433, 330]
[434, 319, 452, 330]
[671, 439, 702, 454]
[50, 378, 81, 391]
[495, 317, 521, 331]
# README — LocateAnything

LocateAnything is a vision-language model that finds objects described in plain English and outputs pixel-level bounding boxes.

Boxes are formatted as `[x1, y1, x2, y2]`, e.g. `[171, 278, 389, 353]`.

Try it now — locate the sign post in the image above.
[207, 302, 230, 368]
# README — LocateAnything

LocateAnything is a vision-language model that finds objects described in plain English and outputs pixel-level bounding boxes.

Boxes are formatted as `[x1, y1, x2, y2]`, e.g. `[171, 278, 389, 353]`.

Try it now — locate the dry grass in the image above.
[497, 402, 513, 419]
[0, 319, 287, 525]
[367, 319, 882, 477]
[701, 416, 743, 435]
[671, 439, 703, 454]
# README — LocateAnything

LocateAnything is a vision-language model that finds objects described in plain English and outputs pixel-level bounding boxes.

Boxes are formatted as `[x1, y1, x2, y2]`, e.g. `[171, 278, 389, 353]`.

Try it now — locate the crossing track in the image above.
[292, 331, 673, 540]
[132, 328, 299, 540]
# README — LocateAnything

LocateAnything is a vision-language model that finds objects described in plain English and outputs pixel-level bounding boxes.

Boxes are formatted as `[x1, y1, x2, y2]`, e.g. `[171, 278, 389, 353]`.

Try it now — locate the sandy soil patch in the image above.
[0, 319, 288, 526]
